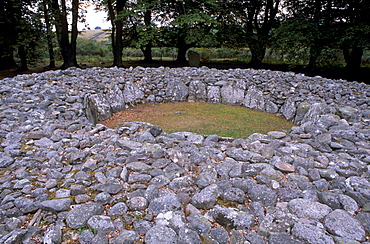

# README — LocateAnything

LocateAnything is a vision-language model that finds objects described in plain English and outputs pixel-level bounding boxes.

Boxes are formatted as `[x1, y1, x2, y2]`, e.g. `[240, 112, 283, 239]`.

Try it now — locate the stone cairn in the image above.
[0, 66, 369, 243]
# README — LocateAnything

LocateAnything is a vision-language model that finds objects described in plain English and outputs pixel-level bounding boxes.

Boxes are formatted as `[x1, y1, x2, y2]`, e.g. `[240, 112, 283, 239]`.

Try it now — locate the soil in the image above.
[1, 60, 369, 84]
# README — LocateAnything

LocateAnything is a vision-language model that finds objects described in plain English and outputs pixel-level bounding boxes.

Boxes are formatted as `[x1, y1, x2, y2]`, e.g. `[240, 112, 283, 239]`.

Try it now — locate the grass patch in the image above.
[102, 102, 293, 139]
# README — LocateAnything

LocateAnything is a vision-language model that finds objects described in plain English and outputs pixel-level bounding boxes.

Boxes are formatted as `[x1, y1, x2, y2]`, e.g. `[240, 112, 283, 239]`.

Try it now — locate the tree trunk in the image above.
[43, 0, 55, 68]
[59, 0, 73, 69]
[0, 48, 17, 70]
[343, 47, 363, 70]
[141, 9, 153, 62]
[114, 16, 124, 67]
[70, 0, 79, 66]
[17, 45, 28, 71]
[307, 44, 323, 69]
[176, 31, 192, 64]
[245, 0, 280, 65]
[176, 46, 189, 63]
[107, 0, 126, 67]
[51, 0, 79, 69]
[248, 36, 266, 65]
[142, 42, 153, 62]
[107, 0, 117, 65]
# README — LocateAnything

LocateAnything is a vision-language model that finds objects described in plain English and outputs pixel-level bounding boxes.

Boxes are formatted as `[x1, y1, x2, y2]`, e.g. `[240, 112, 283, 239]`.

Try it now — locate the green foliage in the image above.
[271, 18, 317, 51]
[122, 48, 145, 57]
[340, 24, 370, 49]
[315, 49, 345, 69]
[77, 226, 98, 234]
[0, 0, 46, 69]
[151, 47, 177, 58]
[3, 0, 370, 71]
[195, 48, 251, 62]
[76, 38, 111, 56]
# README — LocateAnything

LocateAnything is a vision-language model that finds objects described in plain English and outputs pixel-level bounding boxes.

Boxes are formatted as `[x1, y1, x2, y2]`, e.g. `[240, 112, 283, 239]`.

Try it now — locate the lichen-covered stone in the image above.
[243, 85, 265, 111]
[84, 93, 112, 124]
[324, 209, 366, 241]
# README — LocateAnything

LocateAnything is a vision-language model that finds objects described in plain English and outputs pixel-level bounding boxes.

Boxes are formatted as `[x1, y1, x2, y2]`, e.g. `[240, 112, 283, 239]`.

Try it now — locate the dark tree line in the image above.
[0, 0, 369, 70]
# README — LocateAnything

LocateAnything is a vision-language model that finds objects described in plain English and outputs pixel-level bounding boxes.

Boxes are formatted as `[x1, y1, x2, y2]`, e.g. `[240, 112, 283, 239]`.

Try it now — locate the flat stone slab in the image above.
[288, 199, 332, 220]
[324, 209, 366, 241]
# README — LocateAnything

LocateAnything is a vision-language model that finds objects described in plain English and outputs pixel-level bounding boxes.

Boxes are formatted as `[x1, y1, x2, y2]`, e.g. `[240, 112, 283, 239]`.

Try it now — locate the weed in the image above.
[216, 199, 240, 208]
[20, 144, 34, 151]
[77, 226, 98, 234]
[128, 212, 147, 221]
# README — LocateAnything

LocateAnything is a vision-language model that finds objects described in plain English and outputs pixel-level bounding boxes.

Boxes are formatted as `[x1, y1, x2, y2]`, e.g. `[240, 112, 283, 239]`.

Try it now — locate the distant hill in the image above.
[79, 29, 110, 42]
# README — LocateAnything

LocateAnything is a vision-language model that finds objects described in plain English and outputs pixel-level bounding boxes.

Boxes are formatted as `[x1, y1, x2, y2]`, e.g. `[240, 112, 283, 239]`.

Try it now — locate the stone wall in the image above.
[84, 66, 369, 126]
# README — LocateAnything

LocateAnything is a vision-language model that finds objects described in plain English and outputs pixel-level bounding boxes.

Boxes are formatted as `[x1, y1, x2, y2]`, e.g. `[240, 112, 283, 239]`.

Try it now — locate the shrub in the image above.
[76, 38, 110, 57]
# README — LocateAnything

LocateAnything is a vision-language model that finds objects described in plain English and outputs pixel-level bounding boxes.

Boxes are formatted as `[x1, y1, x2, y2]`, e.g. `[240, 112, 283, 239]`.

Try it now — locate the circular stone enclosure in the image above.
[84, 66, 367, 133]
[100, 102, 294, 139]
[1, 66, 370, 243]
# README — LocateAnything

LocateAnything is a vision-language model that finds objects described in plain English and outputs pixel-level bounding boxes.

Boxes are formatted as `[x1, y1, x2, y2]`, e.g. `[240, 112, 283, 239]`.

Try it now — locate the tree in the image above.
[156, 0, 219, 63]
[223, 0, 281, 65]
[0, 0, 22, 70]
[0, 0, 45, 71]
[271, 0, 336, 68]
[50, 0, 79, 69]
[18, 0, 47, 71]
[336, 0, 370, 70]
[42, 0, 56, 68]
[131, 0, 159, 62]
[116, 0, 159, 62]
[105, 0, 127, 67]
[275, 0, 370, 70]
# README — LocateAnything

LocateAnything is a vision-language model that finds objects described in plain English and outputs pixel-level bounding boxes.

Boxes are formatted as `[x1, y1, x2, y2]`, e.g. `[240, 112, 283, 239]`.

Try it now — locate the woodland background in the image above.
[0, 0, 369, 83]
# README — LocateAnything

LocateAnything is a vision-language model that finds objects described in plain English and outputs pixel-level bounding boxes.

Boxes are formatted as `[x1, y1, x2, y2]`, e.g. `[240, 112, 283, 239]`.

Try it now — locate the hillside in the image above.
[79, 29, 110, 42]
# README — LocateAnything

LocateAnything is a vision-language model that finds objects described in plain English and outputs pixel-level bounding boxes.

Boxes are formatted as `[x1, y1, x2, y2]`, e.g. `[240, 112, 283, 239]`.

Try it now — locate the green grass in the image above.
[102, 102, 294, 139]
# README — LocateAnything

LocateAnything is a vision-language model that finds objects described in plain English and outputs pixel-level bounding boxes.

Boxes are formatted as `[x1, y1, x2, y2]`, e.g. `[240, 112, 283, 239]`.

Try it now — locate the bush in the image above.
[76, 38, 110, 57]
[122, 48, 143, 58]
[152, 48, 177, 59]
[315, 49, 345, 68]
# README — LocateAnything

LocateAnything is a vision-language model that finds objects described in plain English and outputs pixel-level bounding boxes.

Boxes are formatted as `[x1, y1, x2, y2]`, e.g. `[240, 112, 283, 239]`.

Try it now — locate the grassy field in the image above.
[102, 102, 294, 139]
[79, 29, 110, 42]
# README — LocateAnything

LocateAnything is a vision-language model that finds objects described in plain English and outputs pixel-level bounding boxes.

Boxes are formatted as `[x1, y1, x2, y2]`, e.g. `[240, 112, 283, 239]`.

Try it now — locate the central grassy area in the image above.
[102, 102, 293, 139]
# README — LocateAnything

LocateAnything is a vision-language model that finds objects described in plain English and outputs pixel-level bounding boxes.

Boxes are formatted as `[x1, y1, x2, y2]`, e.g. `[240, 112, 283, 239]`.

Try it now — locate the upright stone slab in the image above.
[280, 97, 296, 121]
[337, 106, 362, 122]
[188, 50, 201, 67]
[105, 83, 125, 113]
[207, 86, 221, 103]
[294, 102, 311, 125]
[220, 83, 245, 105]
[300, 103, 326, 125]
[123, 81, 145, 105]
[166, 81, 189, 102]
[265, 100, 279, 114]
[243, 86, 265, 111]
[188, 80, 207, 102]
[84, 93, 112, 124]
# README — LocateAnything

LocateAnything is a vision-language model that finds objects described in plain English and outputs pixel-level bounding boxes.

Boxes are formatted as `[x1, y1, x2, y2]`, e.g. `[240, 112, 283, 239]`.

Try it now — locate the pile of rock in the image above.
[0, 66, 369, 243]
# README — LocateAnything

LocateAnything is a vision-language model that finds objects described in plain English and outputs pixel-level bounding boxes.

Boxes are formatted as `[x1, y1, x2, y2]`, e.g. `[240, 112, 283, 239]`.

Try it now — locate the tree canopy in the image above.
[1, 0, 369, 70]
